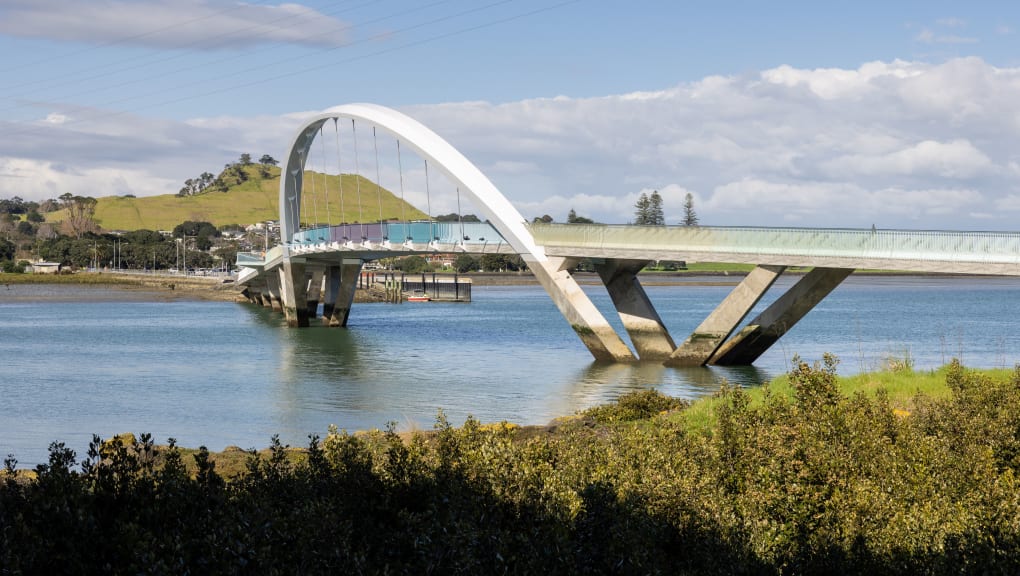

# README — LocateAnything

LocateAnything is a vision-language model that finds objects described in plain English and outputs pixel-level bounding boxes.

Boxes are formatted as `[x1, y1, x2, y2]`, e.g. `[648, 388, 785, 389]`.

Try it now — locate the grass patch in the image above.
[0, 272, 142, 285]
[678, 262, 758, 273]
[45, 166, 427, 231]
[677, 357, 1003, 435]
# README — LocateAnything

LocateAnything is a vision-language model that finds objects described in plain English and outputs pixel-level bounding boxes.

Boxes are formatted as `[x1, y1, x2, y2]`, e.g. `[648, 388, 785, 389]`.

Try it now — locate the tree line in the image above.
[529, 192, 699, 227]
[0, 220, 238, 273]
[177, 153, 278, 197]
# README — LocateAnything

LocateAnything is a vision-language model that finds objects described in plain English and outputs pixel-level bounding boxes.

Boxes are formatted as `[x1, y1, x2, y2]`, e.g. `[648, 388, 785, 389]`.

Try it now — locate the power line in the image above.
[1, 0, 580, 141]
[0, 0, 384, 101]
[0, 0, 280, 75]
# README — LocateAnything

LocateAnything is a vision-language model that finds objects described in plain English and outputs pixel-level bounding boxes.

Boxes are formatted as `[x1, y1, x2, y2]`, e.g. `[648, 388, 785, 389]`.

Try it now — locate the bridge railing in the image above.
[236, 252, 266, 266]
[530, 223, 1020, 265]
[290, 221, 508, 247]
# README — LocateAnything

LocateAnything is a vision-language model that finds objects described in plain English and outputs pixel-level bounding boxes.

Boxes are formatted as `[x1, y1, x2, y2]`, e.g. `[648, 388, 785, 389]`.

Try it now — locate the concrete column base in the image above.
[266, 275, 283, 312]
[321, 265, 341, 325]
[529, 256, 635, 362]
[279, 260, 310, 327]
[595, 259, 675, 361]
[329, 261, 363, 327]
[306, 269, 324, 319]
[665, 265, 786, 367]
[711, 267, 853, 366]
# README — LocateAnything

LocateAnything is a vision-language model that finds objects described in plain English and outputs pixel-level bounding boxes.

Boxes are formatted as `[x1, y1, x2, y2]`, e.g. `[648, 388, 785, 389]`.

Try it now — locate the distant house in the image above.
[28, 261, 61, 274]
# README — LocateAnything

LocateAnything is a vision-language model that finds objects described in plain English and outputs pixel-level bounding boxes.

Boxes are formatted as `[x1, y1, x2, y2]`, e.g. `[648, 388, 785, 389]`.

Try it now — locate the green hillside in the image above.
[47, 166, 427, 231]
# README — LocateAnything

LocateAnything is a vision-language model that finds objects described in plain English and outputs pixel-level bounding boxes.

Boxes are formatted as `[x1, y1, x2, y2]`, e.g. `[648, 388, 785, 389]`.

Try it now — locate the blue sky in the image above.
[1, 0, 1018, 229]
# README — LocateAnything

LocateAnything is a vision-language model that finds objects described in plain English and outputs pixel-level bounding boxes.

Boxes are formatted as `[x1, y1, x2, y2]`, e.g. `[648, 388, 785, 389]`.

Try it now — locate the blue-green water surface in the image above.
[2, 276, 1019, 466]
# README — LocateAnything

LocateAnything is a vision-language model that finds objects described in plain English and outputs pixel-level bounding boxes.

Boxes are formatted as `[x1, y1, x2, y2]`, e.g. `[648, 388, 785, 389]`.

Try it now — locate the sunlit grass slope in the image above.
[47, 166, 427, 231]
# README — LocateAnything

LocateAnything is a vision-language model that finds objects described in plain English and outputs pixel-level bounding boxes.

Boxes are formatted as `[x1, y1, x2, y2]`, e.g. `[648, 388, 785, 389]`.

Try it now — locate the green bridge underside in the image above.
[530, 223, 1020, 276]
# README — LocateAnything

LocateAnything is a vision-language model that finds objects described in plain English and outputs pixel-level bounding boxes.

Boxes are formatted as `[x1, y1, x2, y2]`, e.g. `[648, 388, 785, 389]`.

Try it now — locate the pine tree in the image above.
[682, 192, 699, 226]
[567, 209, 594, 224]
[634, 193, 650, 224]
[649, 190, 665, 225]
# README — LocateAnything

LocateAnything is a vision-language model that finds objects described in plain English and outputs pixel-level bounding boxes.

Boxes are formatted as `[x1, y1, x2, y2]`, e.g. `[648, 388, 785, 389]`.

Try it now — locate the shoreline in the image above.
[2, 269, 1010, 302]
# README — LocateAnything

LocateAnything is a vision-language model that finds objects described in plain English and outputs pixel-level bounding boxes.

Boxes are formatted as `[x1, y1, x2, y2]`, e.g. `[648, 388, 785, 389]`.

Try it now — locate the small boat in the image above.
[407, 290, 430, 302]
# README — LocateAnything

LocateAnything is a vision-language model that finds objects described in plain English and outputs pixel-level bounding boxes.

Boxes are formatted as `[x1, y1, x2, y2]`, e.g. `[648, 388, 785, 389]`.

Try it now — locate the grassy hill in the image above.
[47, 166, 427, 231]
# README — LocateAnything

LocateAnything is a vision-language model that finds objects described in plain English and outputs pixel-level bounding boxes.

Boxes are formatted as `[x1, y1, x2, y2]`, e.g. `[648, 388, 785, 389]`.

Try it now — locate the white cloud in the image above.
[0, 0, 350, 49]
[936, 17, 968, 28]
[0, 157, 175, 198]
[820, 140, 994, 179]
[3, 57, 1019, 232]
[914, 18, 979, 45]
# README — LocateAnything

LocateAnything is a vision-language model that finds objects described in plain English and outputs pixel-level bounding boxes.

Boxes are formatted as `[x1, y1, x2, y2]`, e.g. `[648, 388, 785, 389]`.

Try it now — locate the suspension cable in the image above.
[333, 118, 347, 240]
[352, 119, 365, 238]
[289, 170, 300, 240]
[373, 126, 384, 227]
[299, 157, 307, 231]
[424, 158, 434, 241]
[309, 134, 319, 231]
[456, 186, 465, 241]
[321, 124, 331, 227]
[397, 139, 408, 240]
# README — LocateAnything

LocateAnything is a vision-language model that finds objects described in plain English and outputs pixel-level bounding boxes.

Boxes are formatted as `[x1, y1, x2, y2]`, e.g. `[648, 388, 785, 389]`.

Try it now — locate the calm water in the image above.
[2, 276, 1020, 467]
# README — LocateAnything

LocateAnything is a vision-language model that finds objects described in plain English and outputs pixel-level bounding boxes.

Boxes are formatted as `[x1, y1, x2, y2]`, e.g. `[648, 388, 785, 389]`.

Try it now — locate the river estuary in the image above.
[2, 275, 1019, 466]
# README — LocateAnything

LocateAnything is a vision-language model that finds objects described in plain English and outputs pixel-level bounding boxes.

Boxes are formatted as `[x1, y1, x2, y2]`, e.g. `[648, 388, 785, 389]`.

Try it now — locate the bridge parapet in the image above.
[531, 223, 1020, 271]
[291, 221, 507, 247]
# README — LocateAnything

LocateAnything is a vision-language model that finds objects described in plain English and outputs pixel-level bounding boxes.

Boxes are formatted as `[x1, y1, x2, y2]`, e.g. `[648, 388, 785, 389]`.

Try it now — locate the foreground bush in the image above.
[2, 357, 1020, 574]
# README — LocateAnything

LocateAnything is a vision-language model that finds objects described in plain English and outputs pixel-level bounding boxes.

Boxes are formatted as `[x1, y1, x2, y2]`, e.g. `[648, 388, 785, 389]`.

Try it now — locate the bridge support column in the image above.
[306, 269, 324, 319]
[279, 260, 310, 327]
[595, 259, 675, 361]
[327, 261, 362, 327]
[321, 266, 340, 324]
[266, 275, 283, 312]
[529, 256, 636, 362]
[711, 267, 854, 366]
[665, 265, 786, 367]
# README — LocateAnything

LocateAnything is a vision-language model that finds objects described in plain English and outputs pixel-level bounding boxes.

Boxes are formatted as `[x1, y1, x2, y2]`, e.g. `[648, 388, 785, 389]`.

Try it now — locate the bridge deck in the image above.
[531, 223, 1020, 276]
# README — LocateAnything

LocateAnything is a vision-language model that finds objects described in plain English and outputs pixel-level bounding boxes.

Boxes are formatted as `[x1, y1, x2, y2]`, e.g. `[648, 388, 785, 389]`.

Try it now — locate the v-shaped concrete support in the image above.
[595, 259, 676, 361]
[710, 267, 853, 366]
[664, 265, 786, 366]
[529, 256, 636, 362]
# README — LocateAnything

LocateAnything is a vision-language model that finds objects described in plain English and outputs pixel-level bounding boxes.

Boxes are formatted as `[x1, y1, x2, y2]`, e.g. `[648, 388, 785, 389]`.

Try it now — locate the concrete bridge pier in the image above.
[594, 259, 676, 360]
[279, 260, 310, 327]
[306, 269, 324, 319]
[665, 265, 786, 367]
[266, 275, 283, 312]
[529, 256, 636, 362]
[710, 267, 854, 366]
[321, 266, 340, 324]
[324, 260, 363, 327]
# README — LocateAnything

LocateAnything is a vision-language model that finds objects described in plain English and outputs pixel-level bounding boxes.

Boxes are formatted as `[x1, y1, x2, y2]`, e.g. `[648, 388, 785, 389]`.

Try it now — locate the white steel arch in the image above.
[276, 103, 635, 362]
[279, 103, 546, 262]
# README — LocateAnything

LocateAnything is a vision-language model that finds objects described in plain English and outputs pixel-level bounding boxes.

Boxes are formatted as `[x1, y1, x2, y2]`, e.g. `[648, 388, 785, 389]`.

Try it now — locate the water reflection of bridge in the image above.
[237, 103, 1020, 367]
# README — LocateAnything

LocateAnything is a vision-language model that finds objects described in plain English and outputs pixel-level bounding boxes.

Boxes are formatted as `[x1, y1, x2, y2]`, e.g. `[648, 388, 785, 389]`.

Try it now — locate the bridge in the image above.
[237, 103, 1020, 366]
